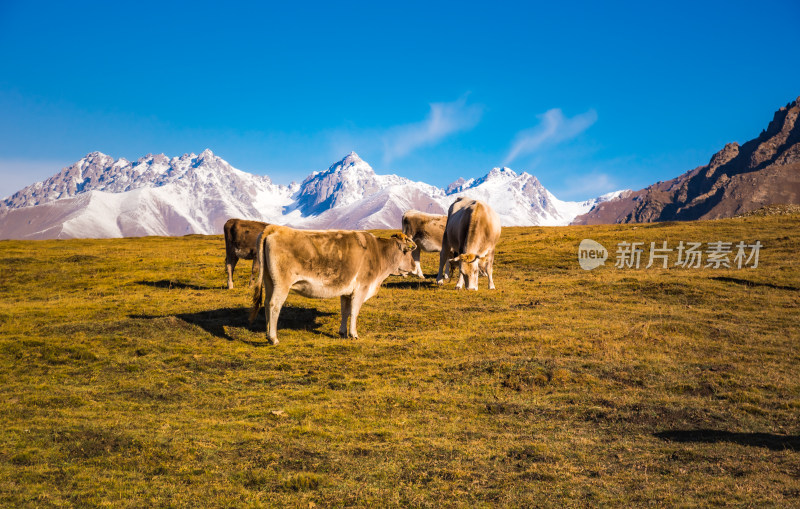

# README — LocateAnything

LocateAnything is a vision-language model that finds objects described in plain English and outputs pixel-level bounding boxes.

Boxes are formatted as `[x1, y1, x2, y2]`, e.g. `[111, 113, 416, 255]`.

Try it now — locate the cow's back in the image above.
[445, 198, 500, 255]
[264, 227, 377, 295]
[402, 210, 446, 252]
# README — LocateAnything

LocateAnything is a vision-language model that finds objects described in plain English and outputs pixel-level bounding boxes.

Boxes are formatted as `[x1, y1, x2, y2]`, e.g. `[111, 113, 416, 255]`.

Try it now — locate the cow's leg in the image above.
[339, 295, 352, 338]
[454, 268, 465, 290]
[412, 247, 424, 279]
[265, 281, 287, 345]
[226, 255, 238, 289]
[348, 292, 365, 339]
[248, 258, 258, 287]
[436, 239, 451, 285]
[486, 250, 497, 290]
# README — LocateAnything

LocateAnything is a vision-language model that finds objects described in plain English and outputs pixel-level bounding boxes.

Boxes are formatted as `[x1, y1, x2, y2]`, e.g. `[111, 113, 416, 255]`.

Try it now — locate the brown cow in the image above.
[436, 197, 501, 290]
[401, 210, 449, 279]
[249, 226, 417, 345]
[224, 218, 269, 289]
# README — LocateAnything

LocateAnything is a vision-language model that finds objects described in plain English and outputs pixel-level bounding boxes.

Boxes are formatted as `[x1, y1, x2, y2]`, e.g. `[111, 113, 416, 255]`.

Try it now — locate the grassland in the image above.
[1, 214, 799, 507]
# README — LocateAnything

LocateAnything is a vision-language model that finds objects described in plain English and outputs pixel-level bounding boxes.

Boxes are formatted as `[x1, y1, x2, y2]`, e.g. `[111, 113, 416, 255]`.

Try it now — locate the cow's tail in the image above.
[249, 231, 267, 323]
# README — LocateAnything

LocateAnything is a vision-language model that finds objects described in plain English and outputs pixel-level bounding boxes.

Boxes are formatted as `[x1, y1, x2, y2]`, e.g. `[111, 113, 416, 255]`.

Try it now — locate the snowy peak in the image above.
[340, 151, 363, 166]
[445, 177, 473, 194]
[82, 151, 114, 167]
[449, 166, 546, 199]
[191, 148, 221, 169]
[308, 151, 370, 177]
[324, 151, 373, 177]
[135, 153, 170, 168]
[485, 166, 518, 180]
[293, 152, 404, 216]
[446, 167, 525, 195]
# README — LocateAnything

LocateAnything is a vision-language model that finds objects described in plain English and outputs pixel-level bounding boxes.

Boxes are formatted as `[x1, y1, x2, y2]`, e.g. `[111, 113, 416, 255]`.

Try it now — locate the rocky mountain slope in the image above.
[0, 150, 617, 239]
[573, 96, 800, 224]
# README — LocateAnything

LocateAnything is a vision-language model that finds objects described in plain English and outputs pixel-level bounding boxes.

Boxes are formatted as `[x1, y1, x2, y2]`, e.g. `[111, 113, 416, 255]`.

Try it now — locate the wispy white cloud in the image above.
[554, 171, 618, 201]
[504, 108, 597, 165]
[381, 96, 483, 163]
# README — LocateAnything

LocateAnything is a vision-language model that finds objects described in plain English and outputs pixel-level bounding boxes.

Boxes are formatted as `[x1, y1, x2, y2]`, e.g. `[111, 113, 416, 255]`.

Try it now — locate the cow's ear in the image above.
[392, 233, 415, 252]
[460, 254, 477, 263]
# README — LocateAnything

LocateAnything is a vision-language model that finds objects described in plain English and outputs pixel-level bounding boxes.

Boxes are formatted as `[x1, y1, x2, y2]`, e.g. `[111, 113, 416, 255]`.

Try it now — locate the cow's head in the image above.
[390, 233, 417, 275]
[449, 253, 482, 290]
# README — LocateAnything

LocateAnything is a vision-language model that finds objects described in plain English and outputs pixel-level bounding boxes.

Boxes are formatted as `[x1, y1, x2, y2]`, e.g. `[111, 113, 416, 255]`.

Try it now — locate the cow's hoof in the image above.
[268, 338, 279, 345]
[436, 279, 444, 286]
[339, 332, 348, 338]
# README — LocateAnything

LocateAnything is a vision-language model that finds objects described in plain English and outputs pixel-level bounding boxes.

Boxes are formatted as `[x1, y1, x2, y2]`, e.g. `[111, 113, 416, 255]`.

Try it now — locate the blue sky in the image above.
[1, 1, 798, 200]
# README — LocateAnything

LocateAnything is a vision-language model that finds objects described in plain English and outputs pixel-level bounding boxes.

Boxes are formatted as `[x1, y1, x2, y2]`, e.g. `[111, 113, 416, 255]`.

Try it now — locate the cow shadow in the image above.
[130, 305, 336, 345]
[654, 429, 800, 451]
[136, 279, 222, 291]
[247, 305, 337, 339]
[383, 279, 437, 289]
[710, 276, 799, 292]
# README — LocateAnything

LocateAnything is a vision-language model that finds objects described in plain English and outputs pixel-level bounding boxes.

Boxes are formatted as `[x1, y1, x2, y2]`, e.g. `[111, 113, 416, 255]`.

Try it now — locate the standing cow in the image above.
[224, 218, 269, 289]
[401, 210, 449, 279]
[249, 225, 417, 345]
[436, 197, 501, 290]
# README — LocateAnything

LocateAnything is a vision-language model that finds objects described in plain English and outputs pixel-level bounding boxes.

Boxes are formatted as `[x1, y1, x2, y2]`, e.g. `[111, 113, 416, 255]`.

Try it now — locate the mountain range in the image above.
[0, 150, 620, 240]
[4, 96, 796, 239]
[574, 96, 800, 224]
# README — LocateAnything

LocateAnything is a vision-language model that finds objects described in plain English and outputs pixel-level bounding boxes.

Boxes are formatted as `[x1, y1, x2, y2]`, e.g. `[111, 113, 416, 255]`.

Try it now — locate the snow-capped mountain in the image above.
[283, 152, 447, 228]
[443, 167, 623, 226]
[0, 150, 622, 239]
[0, 149, 297, 239]
[445, 167, 568, 225]
[290, 152, 443, 216]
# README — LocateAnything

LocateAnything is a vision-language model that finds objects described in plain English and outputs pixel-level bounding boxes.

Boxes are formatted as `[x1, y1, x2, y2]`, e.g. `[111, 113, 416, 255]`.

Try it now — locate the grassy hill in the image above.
[1, 215, 798, 506]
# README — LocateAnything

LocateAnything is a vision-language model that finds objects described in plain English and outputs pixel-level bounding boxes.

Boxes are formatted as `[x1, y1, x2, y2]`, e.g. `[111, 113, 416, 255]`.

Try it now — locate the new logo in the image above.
[578, 239, 608, 270]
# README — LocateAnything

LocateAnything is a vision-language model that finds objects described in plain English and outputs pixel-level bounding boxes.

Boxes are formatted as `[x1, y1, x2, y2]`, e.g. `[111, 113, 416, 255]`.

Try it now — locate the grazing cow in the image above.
[401, 210, 449, 279]
[436, 197, 501, 290]
[249, 225, 417, 345]
[224, 218, 269, 289]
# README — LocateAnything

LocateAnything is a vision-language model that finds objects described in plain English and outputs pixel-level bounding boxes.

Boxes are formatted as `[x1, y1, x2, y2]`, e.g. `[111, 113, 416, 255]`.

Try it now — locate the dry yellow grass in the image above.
[0, 215, 798, 506]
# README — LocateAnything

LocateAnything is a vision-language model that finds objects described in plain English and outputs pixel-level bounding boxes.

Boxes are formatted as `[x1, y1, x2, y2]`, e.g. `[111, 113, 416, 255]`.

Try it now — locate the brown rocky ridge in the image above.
[573, 96, 800, 224]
